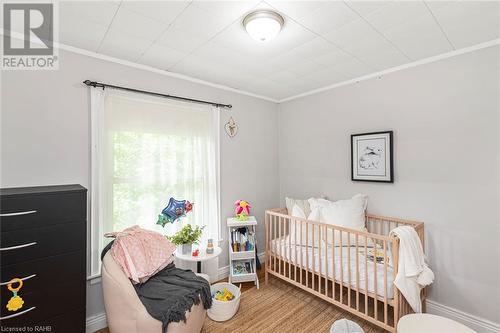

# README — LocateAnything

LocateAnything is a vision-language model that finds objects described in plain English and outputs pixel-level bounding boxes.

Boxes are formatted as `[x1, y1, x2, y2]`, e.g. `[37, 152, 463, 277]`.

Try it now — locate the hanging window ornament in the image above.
[225, 116, 238, 138]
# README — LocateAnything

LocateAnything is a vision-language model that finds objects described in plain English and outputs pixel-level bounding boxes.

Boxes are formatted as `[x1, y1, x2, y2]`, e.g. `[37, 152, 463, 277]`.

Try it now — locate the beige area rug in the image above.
[202, 277, 384, 333]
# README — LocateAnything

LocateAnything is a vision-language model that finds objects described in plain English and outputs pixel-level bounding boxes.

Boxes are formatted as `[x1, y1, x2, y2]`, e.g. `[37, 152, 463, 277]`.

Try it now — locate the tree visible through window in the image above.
[90, 89, 220, 277]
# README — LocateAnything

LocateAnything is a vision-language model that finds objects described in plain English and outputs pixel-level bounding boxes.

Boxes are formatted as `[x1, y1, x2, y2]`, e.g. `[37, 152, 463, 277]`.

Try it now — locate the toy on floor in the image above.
[6, 278, 24, 312]
[213, 288, 235, 302]
[157, 197, 194, 227]
[234, 200, 251, 221]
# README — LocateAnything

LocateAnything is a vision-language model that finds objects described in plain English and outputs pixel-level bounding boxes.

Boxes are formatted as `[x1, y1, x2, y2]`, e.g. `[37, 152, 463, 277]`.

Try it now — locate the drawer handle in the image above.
[0, 274, 36, 286]
[0, 242, 37, 251]
[0, 306, 36, 320]
[0, 210, 37, 217]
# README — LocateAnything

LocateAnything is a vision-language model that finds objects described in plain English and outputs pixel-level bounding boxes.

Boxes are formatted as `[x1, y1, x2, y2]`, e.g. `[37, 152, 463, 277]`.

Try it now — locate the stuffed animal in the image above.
[234, 200, 251, 220]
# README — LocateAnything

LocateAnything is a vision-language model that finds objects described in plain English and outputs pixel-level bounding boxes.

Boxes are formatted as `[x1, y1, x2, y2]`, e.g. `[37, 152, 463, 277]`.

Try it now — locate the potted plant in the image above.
[167, 224, 204, 255]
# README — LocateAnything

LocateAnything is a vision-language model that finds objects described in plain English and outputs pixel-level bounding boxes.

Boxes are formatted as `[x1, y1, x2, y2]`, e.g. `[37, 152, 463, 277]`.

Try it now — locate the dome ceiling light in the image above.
[243, 10, 284, 43]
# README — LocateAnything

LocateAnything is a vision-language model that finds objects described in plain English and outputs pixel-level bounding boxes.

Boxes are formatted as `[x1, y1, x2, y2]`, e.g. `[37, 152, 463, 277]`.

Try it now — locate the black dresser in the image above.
[0, 185, 87, 332]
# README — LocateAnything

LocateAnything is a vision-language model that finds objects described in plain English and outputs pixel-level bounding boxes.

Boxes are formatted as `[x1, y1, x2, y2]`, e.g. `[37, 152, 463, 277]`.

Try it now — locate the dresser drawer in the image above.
[1, 221, 86, 266]
[0, 282, 85, 327]
[0, 191, 86, 233]
[0, 251, 85, 296]
[0, 306, 85, 333]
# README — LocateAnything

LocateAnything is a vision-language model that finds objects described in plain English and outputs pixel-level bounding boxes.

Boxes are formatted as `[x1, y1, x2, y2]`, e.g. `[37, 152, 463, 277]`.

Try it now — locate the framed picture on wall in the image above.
[351, 131, 393, 183]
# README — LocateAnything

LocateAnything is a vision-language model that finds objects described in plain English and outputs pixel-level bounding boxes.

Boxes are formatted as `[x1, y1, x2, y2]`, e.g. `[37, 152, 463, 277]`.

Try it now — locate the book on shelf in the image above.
[232, 260, 254, 275]
[230, 226, 255, 252]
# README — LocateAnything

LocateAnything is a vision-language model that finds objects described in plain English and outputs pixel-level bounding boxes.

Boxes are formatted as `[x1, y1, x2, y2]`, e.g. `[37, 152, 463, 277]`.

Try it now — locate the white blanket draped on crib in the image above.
[390, 226, 434, 313]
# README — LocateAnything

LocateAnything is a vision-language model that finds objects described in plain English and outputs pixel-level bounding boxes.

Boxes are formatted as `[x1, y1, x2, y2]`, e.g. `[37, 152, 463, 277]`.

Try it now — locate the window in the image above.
[89, 88, 220, 277]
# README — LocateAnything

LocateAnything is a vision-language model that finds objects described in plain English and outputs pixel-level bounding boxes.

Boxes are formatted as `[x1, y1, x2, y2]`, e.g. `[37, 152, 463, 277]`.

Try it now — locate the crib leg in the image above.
[265, 269, 269, 285]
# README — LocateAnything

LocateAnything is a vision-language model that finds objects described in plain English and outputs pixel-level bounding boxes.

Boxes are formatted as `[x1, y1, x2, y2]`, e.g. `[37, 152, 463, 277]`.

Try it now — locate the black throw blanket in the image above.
[102, 241, 212, 332]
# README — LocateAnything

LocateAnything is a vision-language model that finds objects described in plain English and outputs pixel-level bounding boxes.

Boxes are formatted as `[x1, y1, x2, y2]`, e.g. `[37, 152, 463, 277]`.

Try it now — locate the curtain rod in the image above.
[83, 80, 232, 109]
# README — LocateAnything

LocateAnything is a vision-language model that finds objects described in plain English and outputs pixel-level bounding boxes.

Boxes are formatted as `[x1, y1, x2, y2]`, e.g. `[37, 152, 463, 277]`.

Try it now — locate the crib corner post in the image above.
[392, 235, 400, 328]
[265, 211, 269, 285]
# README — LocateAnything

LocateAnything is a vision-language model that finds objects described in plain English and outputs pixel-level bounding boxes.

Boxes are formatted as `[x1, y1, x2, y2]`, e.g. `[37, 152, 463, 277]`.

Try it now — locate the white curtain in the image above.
[89, 88, 220, 278]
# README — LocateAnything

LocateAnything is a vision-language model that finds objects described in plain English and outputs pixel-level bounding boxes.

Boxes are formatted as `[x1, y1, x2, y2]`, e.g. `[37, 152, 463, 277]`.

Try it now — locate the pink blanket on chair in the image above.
[105, 225, 176, 284]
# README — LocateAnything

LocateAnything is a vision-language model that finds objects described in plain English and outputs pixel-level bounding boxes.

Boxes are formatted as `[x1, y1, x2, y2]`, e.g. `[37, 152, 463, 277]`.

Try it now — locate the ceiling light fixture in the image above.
[243, 10, 284, 43]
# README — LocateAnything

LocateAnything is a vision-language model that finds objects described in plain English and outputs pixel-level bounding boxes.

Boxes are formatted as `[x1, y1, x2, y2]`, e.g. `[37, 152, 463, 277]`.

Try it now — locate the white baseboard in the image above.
[427, 299, 500, 333]
[86, 312, 107, 333]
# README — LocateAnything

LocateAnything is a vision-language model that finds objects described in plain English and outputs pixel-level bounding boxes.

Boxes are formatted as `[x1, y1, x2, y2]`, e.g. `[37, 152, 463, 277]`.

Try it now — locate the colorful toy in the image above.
[234, 200, 251, 221]
[157, 197, 193, 227]
[6, 278, 24, 312]
[206, 238, 214, 254]
[214, 288, 235, 302]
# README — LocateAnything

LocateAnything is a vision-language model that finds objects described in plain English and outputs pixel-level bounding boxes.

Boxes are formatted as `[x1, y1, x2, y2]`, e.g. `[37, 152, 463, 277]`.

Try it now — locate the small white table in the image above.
[397, 314, 475, 333]
[175, 246, 222, 274]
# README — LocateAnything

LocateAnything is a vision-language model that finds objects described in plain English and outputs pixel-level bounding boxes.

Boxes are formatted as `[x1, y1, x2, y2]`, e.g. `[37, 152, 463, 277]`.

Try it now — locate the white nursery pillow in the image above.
[291, 204, 306, 219]
[321, 194, 367, 230]
[289, 205, 320, 247]
[310, 194, 370, 247]
[285, 197, 311, 217]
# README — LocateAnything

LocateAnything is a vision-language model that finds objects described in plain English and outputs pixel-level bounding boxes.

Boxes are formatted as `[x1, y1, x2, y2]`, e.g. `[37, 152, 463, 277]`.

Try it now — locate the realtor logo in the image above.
[2, 2, 58, 70]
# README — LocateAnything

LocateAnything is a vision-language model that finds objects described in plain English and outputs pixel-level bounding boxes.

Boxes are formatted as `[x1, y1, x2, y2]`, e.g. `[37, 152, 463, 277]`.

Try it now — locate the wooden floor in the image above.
[95, 269, 383, 333]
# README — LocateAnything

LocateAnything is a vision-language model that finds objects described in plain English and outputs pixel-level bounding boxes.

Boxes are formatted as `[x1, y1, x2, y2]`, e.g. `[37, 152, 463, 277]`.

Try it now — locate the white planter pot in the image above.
[181, 243, 192, 255]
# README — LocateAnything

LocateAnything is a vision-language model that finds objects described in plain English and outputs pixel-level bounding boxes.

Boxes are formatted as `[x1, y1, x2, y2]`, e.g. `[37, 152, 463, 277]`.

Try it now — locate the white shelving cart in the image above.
[227, 216, 259, 289]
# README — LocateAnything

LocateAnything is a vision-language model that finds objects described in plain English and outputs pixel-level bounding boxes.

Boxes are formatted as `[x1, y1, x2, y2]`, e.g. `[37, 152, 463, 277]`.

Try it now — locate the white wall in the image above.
[278, 45, 500, 324]
[0, 49, 279, 320]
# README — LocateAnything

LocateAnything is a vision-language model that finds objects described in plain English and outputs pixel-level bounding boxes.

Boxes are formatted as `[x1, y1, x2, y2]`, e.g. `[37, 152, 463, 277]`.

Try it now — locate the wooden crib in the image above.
[265, 208, 426, 332]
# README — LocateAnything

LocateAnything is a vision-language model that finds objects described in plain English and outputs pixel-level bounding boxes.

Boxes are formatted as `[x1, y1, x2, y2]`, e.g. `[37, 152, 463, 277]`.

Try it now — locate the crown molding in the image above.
[54, 42, 279, 103]
[279, 38, 500, 103]
[2, 29, 498, 106]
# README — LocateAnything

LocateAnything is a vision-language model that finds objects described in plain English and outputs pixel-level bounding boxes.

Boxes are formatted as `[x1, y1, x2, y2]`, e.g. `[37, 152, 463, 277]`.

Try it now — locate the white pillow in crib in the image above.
[291, 204, 306, 219]
[286, 197, 312, 217]
[289, 205, 320, 247]
[321, 194, 367, 230]
[310, 194, 371, 247]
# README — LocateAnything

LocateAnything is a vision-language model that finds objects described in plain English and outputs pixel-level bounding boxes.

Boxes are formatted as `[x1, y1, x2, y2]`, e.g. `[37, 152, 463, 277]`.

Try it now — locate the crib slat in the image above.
[319, 225, 322, 293]
[278, 216, 282, 275]
[288, 218, 292, 279]
[374, 236, 378, 322]
[274, 216, 278, 273]
[312, 224, 315, 291]
[339, 231, 343, 305]
[383, 240, 388, 325]
[325, 225, 328, 298]
[294, 219, 297, 282]
[299, 221, 304, 284]
[306, 220, 309, 287]
[356, 234, 360, 311]
[347, 231, 351, 308]
[332, 228, 336, 301]
[365, 235, 368, 316]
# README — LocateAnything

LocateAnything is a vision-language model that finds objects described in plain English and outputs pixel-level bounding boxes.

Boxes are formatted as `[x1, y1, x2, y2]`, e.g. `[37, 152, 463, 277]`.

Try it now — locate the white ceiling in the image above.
[57, 0, 500, 100]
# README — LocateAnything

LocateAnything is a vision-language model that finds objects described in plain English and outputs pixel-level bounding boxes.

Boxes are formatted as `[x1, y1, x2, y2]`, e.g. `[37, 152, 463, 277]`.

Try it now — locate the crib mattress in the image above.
[270, 237, 394, 299]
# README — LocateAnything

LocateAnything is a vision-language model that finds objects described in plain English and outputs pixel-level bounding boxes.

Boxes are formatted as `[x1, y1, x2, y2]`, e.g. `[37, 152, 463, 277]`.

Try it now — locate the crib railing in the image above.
[265, 208, 425, 332]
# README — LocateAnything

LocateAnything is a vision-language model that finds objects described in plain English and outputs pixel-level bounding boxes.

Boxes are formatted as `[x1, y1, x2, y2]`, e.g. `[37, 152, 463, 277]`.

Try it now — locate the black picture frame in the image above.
[351, 131, 394, 183]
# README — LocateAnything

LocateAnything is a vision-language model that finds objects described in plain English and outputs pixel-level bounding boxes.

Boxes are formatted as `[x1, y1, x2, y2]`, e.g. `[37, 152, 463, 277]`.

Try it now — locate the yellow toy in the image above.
[6, 278, 24, 312]
[214, 288, 235, 302]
